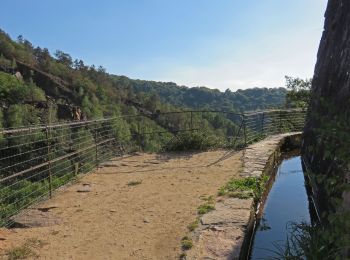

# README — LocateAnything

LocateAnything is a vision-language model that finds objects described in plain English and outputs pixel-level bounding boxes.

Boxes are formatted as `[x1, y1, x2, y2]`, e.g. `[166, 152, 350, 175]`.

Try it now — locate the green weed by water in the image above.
[218, 175, 269, 202]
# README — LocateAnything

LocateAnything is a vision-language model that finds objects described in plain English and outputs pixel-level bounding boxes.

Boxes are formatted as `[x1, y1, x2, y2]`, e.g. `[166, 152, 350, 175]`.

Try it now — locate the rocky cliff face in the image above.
[302, 0, 350, 213]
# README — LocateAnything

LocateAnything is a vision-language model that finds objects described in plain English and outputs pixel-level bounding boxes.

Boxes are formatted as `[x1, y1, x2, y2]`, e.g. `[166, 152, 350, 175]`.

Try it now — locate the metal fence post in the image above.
[190, 111, 193, 130]
[138, 118, 141, 151]
[243, 114, 247, 147]
[45, 125, 52, 199]
[94, 120, 98, 168]
[261, 112, 265, 137]
[279, 110, 282, 133]
[201, 111, 204, 128]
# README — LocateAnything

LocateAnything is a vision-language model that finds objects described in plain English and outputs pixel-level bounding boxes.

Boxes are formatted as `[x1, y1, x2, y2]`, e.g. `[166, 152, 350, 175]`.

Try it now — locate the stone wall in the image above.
[302, 0, 350, 212]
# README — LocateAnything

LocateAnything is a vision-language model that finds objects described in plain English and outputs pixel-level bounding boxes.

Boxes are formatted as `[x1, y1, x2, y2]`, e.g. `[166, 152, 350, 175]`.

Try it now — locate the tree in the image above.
[34, 47, 51, 68]
[27, 82, 46, 102]
[97, 65, 106, 74]
[17, 35, 24, 44]
[11, 58, 17, 71]
[54, 50, 73, 67]
[5, 104, 40, 127]
[285, 76, 311, 108]
[144, 93, 159, 113]
[73, 59, 86, 71]
[0, 54, 12, 71]
[23, 39, 34, 52]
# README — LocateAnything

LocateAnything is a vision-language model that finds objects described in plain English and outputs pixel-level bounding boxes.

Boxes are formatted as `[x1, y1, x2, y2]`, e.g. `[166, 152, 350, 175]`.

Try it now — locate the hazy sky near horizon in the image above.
[1, 0, 327, 91]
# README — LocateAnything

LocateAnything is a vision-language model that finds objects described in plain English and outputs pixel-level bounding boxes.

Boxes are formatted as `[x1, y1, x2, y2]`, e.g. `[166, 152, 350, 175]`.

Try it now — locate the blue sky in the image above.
[1, 0, 327, 91]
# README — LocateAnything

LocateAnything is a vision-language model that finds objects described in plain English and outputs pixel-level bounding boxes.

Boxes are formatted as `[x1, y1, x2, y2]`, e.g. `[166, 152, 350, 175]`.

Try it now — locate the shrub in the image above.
[165, 131, 218, 151]
[181, 236, 193, 250]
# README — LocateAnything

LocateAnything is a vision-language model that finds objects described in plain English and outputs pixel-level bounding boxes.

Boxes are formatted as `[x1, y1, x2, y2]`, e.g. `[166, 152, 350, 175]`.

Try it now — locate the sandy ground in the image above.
[0, 150, 242, 260]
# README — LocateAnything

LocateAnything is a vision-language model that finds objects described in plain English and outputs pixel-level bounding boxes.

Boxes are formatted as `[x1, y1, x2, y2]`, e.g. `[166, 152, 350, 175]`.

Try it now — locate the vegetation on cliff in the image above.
[0, 28, 287, 130]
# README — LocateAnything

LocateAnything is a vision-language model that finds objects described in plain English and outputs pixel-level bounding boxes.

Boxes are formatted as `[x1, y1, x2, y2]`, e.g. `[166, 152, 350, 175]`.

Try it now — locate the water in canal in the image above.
[249, 155, 312, 259]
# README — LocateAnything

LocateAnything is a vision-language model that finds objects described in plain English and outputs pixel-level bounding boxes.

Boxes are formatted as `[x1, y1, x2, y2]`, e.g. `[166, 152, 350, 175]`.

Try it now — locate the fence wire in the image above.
[0, 109, 305, 226]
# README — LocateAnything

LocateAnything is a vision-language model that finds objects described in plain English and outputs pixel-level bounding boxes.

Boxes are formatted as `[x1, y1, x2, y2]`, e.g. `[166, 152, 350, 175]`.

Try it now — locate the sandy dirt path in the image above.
[0, 150, 242, 260]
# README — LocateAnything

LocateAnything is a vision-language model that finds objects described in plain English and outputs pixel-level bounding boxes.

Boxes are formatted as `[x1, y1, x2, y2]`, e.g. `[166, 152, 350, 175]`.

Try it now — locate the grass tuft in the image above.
[6, 237, 46, 260]
[181, 236, 193, 250]
[187, 219, 199, 231]
[197, 203, 215, 215]
[6, 246, 36, 260]
[127, 180, 142, 186]
[219, 175, 269, 202]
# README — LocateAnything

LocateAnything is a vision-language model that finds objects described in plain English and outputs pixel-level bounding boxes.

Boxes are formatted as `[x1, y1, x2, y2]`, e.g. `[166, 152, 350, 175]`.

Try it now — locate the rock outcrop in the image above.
[302, 0, 350, 212]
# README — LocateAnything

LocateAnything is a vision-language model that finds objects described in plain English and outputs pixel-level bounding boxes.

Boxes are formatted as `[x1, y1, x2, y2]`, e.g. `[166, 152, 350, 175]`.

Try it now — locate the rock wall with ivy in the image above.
[302, 2, 350, 256]
[302, 0, 350, 213]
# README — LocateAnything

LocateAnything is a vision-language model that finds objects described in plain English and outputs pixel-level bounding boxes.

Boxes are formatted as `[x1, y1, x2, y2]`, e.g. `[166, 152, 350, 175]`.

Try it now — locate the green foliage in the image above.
[0, 108, 3, 129]
[6, 245, 36, 260]
[187, 219, 199, 231]
[0, 72, 46, 127]
[26, 82, 46, 102]
[5, 238, 45, 260]
[70, 128, 95, 172]
[0, 54, 12, 70]
[0, 71, 28, 103]
[144, 93, 160, 113]
[181, 236, 193, 250]
[131, 80, 287, 112]
[218, 176, 269, 202]
[285, 76, 311, 108]
[197, 203, 215, 215]
[81, 95, 103, 119]
[0, 28, 288, 128]
[54, 50, 73, 67]
[270, 222, 344, 260]
[303, 107, 350, 257]
[111, 117, 131, 142]
[276, 101, 350, 258]
[0, 28, 297, 231]
[5, 104, 40, 127]
[165, 131, 219, 151]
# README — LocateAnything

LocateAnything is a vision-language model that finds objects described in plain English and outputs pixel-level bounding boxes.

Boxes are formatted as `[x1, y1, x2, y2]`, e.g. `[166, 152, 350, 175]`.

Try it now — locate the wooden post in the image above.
[45, 126, 52, 199]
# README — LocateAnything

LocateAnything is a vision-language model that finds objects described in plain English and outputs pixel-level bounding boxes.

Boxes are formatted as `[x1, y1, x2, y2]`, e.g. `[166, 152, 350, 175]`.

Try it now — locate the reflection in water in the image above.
[257, 216, 271, 231]
[249, 156, 311, 259]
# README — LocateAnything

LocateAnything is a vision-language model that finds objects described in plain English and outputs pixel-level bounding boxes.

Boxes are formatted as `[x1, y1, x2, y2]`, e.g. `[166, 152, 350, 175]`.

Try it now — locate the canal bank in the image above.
[185, 132, 304, 259]
[249, 154, 314, 259]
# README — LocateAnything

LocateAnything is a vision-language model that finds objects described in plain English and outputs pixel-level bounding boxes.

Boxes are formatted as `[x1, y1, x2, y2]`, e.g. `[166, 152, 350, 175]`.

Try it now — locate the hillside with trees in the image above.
[0, 28, 286, 132]
[0, 29, 288, 123]
[126, 80, 287, 112]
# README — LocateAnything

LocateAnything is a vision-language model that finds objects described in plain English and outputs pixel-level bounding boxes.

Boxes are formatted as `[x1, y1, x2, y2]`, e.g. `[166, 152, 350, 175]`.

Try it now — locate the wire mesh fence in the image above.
[0, 109, 305, 226]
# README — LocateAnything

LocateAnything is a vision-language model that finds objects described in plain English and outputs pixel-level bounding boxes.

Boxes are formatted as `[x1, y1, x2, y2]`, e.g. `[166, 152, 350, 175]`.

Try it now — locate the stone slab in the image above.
[10, 209, 61, 228]
[201, 209, 251, 226]
[186, 227, 244, 260]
